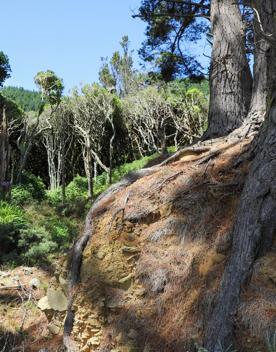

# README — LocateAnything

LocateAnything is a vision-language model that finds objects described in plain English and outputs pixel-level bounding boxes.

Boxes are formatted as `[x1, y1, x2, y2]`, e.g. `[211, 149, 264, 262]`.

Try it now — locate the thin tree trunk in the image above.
[0, 106, 8, 183]
[108, 117, 116, 185]
[205, 0, 252, 138]
[83, 143, 93, 200]
[61, 149, 66, 205]
[16, 142, 32, 184]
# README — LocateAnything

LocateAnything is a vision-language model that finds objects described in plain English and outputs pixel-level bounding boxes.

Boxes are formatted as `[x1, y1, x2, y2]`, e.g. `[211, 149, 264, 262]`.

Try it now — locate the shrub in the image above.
[0, 201, 27, 260]
[46, 188, 62, 206]
[12, 173, 46, 205]
[66, 175, 88, 200]
[48, 154, 158, 205]
[11, 186, 32, 205]
[18, 226, 58, 264]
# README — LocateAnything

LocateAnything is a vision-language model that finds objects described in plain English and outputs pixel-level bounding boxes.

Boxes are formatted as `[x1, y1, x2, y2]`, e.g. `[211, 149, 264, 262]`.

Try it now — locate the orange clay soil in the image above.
[67, 138, 276, 352]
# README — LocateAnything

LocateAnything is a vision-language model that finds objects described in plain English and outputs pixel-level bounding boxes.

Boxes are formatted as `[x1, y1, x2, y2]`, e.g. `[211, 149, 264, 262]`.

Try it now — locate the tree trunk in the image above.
[238, 0, 276, 135]
[16, 142, 32, 184]
[0, 106, 8, 183]
[61, 148, 66, 205]
[83, 143, 93, 200]
[205, 95, 276, 352]
[205, 0, 252, 138]
[205, 4, 276, 349]
[108, 117, 116, 185]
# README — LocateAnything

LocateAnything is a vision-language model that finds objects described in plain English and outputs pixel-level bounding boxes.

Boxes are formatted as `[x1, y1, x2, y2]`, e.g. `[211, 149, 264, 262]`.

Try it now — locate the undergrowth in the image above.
[0, 153, 159, 267]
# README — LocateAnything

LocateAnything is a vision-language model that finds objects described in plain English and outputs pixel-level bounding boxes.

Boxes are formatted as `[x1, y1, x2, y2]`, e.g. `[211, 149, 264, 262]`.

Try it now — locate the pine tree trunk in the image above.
[205, 95, 276, 352]
[205, 3, 276, 349]
[239, 0, 276, 135]
[205, 0, 252, 138]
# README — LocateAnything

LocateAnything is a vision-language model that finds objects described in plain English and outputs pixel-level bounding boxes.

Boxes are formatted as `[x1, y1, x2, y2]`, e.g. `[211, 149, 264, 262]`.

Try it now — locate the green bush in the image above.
[12, 173, 46, 205]
[0, 201, 27, 260]
[17, 205, 79, 265]
[46, 188, 62, 206]
[0, 199, 78, 265]
[11, 186, 32, 205]
[66, 175, 88, 200]
[18, 226, 58, 264]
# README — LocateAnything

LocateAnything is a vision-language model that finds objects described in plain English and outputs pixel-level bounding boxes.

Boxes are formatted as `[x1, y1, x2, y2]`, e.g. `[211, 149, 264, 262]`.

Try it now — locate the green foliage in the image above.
[11, 187, 32, 205]
[0, 86, 42, 112]
[137, 0, 209, 80]
[0, 51, 11, 86]
[47, 153, 158, 207]
[46, 189, 63, 206]
[0, 201, 26, 228]
[34, 70, 64, 106]
[66, 175, 88, 200]
[18, 225, 58, 264]
[0, 196, 78, 265]
[92, 153, 158, 195]
[0, 92, 24, 123]
[0, 202, 26, 260]
[99, 36, 141, 96]
[11, 173, 46, 205]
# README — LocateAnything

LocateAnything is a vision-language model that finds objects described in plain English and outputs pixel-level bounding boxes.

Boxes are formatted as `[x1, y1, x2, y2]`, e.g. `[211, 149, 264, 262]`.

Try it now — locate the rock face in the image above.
[47, 288, 67, 312]
[37, 288, 67, 312]
[37, 296, 51, 311]
[66, 140, 276, 352]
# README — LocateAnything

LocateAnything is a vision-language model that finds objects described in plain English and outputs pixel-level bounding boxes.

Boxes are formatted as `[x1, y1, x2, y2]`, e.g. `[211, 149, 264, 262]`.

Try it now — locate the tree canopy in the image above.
[0, 51, 11, 87]
[135, 0, 210, 81]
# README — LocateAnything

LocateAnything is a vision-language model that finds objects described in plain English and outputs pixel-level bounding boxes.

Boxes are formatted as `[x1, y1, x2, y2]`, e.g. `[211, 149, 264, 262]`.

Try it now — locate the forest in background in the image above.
[0, 36, 208, 267]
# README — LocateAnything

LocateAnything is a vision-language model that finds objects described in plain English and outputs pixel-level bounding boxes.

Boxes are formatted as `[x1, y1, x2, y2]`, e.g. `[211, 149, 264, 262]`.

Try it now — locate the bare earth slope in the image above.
[65, 138, 276, 352]
[2, 139, 275, 351]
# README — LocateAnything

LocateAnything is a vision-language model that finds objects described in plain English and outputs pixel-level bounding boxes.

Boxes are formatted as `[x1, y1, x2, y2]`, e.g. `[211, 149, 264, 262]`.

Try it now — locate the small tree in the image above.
[39, 102, 72, 200]
[99, 36, 142, 97]
[166, 84, 208, 148]
[122, 86, 175, 156]
[34, 70, 64, 107]
[71, 84, 115, 198]
[34, 70, 68, 195]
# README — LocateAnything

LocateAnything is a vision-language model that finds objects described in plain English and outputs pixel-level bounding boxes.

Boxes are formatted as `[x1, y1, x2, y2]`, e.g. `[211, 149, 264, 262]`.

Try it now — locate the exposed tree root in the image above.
[63, 131, 253, 351]
[63, 167, 161, 351]
[204, 99, 276, 351]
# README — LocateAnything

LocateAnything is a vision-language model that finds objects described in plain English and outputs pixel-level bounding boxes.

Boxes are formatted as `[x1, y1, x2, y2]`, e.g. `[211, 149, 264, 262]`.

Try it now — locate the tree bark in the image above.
[205, 94, 276, 352]
[205, 0, 252, 138]
[83, 141, 93, 200]
[205, 4, 276, 349]
[239, 0, 276, 135]
[0, 106, 8, 183]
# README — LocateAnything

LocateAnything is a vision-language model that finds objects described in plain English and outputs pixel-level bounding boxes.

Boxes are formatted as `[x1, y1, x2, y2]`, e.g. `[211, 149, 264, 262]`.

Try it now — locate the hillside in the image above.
[1, 86, 42, 112]
[1, 136, 276, 352]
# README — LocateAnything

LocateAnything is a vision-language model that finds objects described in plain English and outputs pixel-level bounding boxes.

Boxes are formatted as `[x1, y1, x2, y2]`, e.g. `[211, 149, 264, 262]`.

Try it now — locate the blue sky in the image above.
[2, 0, 146, 92]
[2, 1, 210, 93]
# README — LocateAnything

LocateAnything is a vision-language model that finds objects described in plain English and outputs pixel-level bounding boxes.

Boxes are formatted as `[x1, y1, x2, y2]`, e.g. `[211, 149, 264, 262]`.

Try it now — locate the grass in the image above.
[47, 152, 160, 205]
